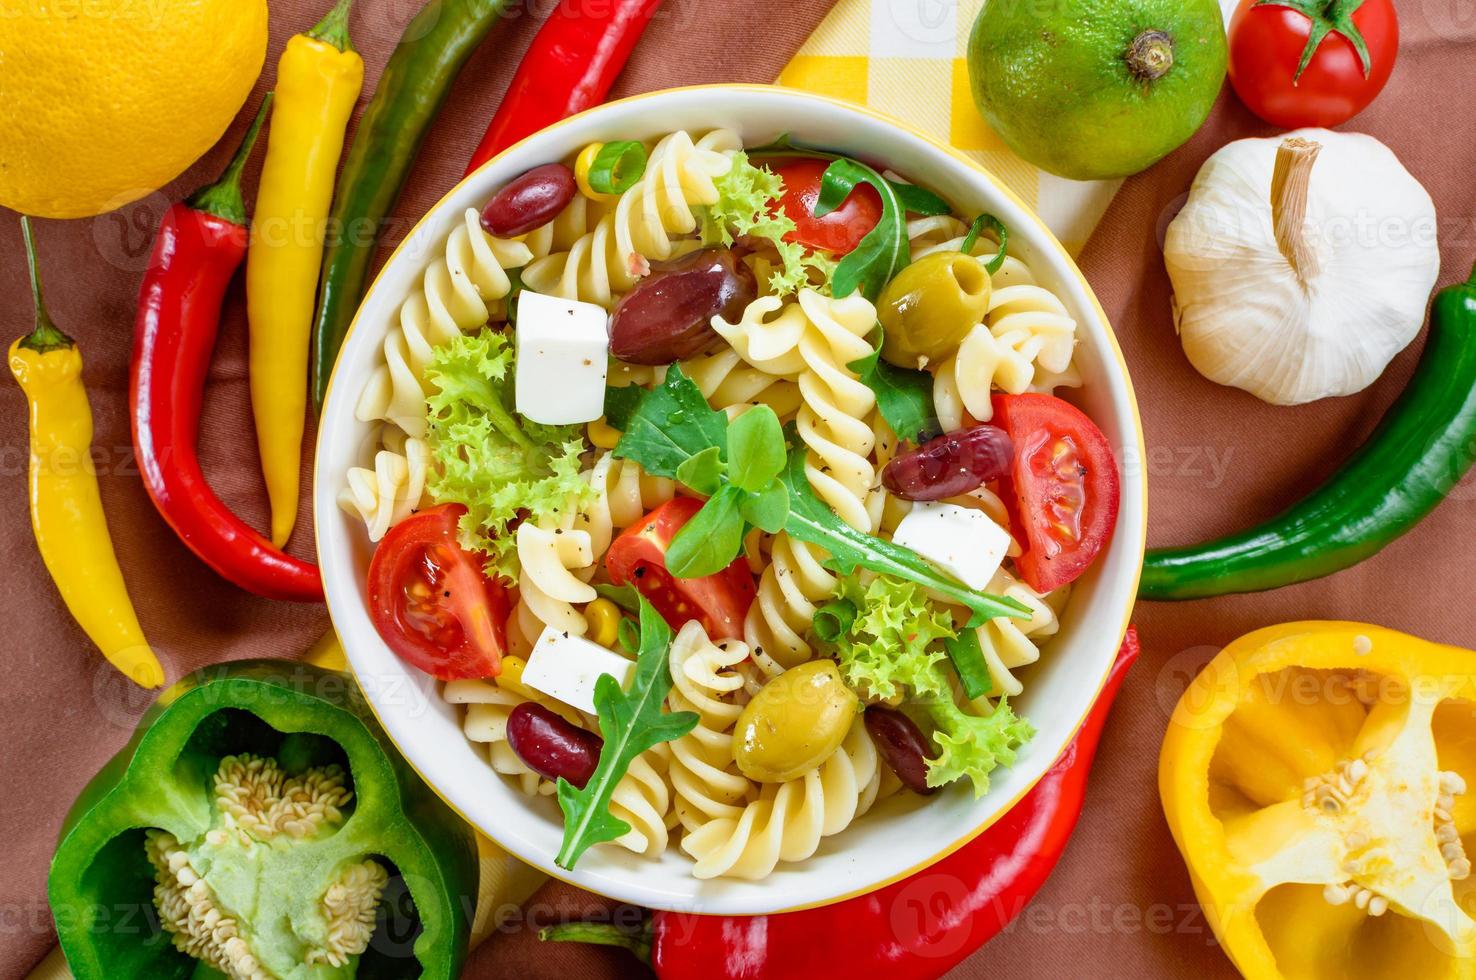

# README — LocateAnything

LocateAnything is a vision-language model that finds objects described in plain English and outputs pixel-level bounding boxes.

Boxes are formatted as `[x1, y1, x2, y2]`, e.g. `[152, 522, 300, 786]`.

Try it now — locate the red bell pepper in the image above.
[131, 96, 324, 604]
[464, 0, 665, 175]
[544, 627, 1139, 977]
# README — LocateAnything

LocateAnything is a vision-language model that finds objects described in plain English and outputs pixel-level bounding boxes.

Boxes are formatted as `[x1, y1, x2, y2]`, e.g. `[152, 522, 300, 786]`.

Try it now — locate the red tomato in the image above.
[367, 504, 511, 680]
[605, 497, 756, 640]
[769, 157, 882, 256]
[1228, 0, 1398, 129]
[992, 394, 1120, 594]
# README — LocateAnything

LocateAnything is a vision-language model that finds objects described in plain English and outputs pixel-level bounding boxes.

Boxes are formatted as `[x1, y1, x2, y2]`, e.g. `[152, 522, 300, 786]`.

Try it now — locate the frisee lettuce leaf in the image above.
[699, 150, 835, 296]
[830, 574, 955, 702]
[424, 329, 594, 582]
[922, 694, 1034, 798]
[555, 597, 698, 869]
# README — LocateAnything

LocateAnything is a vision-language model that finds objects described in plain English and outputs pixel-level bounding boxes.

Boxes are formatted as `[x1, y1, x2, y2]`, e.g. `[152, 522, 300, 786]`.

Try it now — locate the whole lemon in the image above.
[968, 0, 1226, 181]
[0, 0, 268, 219]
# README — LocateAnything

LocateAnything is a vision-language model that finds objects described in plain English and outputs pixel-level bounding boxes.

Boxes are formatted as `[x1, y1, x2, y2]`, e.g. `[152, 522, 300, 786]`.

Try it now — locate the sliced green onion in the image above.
[588, 141, 648, 196]
[959, 214, 1008, 275]
[943, 628, 992, 700]
[813, 599, 858, 644]
[616, 616, 640, 655]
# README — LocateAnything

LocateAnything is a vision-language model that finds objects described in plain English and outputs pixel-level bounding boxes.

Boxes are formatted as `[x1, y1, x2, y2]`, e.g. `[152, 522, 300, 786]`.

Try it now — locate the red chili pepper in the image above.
[464, 0, 665, 175]
[544, 628, 1139, 978]
[130, 96, 324, 604]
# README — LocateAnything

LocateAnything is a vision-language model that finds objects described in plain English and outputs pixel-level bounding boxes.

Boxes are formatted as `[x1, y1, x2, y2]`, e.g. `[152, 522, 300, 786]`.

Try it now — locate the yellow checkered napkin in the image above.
[776, 0, 1121, 256]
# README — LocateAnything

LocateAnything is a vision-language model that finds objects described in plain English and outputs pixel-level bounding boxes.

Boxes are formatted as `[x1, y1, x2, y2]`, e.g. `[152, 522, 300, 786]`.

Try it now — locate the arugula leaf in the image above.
[848, 326, 938, 444]
[555, 598, 698, 870]
[665, 485, 745, 578]
[613, 364, 729, 479]
[960, 214, 1009, 275]
[675, 446, 724, 496]
[944, 627, 993, 700]
[815, 158, 910, 301]
[739, 481, 789, 534]
[602, 384, 644, 432]
[888, 179, 951, 217]
[725, 404, 785, 492]
[778, 446, 1029, 627]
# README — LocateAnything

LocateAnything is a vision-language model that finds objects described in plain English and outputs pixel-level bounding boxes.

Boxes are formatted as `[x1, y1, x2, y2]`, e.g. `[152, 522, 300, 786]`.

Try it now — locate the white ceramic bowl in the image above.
[315, 85, 1146, 916]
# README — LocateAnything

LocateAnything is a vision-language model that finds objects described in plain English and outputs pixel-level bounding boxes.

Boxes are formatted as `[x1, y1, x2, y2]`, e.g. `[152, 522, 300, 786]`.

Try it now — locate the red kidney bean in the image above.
[505, 702, 602, 788]
[864, 705, 937, 795]
[608, 247, 757, 364]
[480, 163, 576, 238]
[882, 424, 1014, 501]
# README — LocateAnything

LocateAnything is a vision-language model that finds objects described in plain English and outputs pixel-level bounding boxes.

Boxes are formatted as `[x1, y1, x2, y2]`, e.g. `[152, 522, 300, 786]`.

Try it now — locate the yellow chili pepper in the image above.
[246, 0, 364, 548]
[1160, 622, 1476, 979]
[10, 219, 163, 689]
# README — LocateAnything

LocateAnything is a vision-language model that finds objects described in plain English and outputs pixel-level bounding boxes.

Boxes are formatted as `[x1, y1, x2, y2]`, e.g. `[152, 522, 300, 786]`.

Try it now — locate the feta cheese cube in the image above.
[891, 501, 1012, 591]
[521, 627, 635, 715]
[514, 290, 609, 425]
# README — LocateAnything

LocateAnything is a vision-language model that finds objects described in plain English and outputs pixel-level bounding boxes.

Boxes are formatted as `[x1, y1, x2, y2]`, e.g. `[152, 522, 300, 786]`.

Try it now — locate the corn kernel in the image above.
[587, 417, 622, 449]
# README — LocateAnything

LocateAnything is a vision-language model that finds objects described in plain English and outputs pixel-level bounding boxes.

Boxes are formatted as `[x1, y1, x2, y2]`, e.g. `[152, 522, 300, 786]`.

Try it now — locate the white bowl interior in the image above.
[315, 86, 1146, 915]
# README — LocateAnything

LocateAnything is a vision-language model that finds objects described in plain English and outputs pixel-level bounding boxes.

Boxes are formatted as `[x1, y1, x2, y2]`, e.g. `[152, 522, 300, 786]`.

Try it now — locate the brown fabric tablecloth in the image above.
[5, 2, 1476, 978]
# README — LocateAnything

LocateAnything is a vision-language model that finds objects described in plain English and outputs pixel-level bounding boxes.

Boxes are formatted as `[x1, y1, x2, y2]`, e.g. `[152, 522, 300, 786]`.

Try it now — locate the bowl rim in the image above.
[314, 82, 1148, 914]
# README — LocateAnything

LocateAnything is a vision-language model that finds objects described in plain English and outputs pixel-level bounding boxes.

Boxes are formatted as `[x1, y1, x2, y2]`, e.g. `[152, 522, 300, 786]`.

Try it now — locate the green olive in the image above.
[732, 660, 859, 782]
[878, 251, 992, 368]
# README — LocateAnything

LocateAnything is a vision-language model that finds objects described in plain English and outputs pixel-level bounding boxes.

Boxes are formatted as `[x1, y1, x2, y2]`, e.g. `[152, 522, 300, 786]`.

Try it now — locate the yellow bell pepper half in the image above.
[1161, 622, 1476, 979]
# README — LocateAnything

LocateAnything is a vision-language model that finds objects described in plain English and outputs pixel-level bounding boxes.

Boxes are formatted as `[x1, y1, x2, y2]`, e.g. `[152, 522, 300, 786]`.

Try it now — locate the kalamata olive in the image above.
[734, 660, 859, 782]
[864, 705, 937, 795]
[505, 702, 602, 788]
[608, 247, 757, 365]
[882, 424, 1014, 501]
[480, 163, 577, 238]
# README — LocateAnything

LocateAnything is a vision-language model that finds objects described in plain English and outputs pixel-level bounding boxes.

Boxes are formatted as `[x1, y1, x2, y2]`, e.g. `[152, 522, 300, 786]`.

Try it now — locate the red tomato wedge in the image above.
[606, 497, 756, 640]
[769, 157, 882, 256]
[1228, 0, 1398, 129]
[367, 504, 511, 680]
[993, 394, 1120, 594]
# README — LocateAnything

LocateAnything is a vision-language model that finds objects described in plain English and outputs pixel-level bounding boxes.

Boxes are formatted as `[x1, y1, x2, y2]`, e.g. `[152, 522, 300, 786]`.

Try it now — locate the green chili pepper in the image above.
[588, 140, 647, 195]
[311, 0, 516, 410]
[49, 660, 477, 978]
[1141, 260, 1476, 600]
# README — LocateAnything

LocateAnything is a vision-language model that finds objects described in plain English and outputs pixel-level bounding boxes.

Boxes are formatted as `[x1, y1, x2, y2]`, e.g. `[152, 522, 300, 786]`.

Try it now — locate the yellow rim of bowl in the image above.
[315, 82, 1148, 916]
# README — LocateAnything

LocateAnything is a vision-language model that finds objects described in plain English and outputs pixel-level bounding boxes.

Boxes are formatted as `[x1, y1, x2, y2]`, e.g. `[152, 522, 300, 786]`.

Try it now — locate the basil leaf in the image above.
[944, 628, 993, 700]
[614, 365, 729, 479]
[813, 599, 858, 644]
[555, 598, 698, 870]
[725, 404, 785, 492]
[778, 446, 1028, 627]
[739, 479, 790, 534]
[848, 326, 938, 444]
[602, 384, 643, 432]
[664, 485, 745, 578]
[960, 214, 1008, 275]
[889, 179, 950, 217]
[675, 445, 724, 496]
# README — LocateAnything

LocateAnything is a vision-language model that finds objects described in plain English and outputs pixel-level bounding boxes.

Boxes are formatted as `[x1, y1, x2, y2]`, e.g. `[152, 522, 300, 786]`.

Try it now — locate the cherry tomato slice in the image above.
[605, 497, 756, 640]
[992, 394, 1120, 594]
[769, 157, 882, 256]
[1228, 0, 1398, 129]
[367, 504, 511, 680]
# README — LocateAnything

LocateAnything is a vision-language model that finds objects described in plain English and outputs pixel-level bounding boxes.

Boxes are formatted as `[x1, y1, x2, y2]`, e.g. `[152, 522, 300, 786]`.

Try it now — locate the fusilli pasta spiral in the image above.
[970, 569, 1064, 700]
[665, 623, 755, 833]
[443, 680, 557, 797]
[679, 719, 879, 880]
[356, 208, 537, 439]
[521, 130, 739, 307]
[512, 520, 597, 649]
[336, 427, 430, 541]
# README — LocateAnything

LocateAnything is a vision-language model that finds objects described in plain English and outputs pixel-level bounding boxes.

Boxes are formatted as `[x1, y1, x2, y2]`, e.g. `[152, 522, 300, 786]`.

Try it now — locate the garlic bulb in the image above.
[1164, 129, 1439, 405]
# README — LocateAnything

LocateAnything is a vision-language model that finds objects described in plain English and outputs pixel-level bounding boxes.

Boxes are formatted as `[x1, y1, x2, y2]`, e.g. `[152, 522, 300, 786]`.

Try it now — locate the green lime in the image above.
[967, 0, 1227, 181]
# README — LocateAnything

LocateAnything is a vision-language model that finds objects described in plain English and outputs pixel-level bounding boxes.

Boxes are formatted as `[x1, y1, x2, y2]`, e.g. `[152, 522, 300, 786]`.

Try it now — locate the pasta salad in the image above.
[340, 130, 1120, 881]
